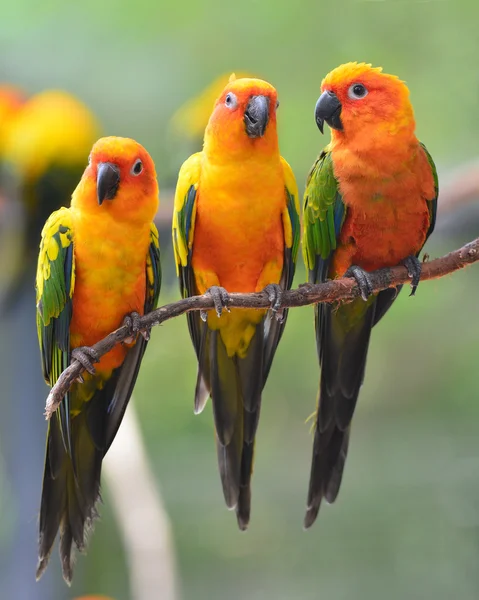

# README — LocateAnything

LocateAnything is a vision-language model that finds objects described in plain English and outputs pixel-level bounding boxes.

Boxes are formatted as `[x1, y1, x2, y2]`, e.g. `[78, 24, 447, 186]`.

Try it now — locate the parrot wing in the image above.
[36, 206, 75, 452]
[172, 152, 207, 408]
[420, 141, 438, 240]
[302, 148, 383, 526]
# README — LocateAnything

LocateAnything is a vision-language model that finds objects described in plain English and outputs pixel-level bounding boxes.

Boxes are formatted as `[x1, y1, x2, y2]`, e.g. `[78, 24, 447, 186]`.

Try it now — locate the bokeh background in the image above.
[0, 0, 479, 599]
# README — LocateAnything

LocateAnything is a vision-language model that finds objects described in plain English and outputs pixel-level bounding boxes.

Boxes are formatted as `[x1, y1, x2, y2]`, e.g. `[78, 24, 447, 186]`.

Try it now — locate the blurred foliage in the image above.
[0, 0, 478, 599]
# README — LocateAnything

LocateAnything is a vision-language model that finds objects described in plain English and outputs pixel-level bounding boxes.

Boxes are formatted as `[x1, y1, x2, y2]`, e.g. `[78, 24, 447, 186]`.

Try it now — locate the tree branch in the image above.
[44, 237, 479, 418]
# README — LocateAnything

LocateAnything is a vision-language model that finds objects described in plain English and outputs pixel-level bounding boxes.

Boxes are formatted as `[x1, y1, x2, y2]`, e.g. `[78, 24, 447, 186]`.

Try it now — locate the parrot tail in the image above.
[304, 299, 376, 528]
[36, 338, 146, 584]
[36, 398, 105, 585]
[196, 320, 271, 530]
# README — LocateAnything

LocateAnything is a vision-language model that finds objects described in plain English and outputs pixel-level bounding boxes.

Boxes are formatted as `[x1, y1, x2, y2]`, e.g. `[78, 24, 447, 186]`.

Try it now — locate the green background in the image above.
[0, 0, 478, 598]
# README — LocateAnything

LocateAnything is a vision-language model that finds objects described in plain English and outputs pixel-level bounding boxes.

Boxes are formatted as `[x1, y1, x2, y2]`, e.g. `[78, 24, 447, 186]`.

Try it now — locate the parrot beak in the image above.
[315, 90, 343, 134]
[97, 162, 120, 205]
[244, 95, 270, 138]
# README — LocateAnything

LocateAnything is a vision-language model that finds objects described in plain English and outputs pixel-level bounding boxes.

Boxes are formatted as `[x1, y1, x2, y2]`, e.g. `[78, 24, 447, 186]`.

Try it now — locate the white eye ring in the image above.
[225, 92, 238, 110]
[348, 83, 368, 100]
[131, 158, 143, 176]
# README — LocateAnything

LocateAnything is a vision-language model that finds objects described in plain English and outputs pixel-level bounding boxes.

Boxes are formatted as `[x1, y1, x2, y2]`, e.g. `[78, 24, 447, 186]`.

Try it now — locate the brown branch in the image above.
[44, 237, 479, 418]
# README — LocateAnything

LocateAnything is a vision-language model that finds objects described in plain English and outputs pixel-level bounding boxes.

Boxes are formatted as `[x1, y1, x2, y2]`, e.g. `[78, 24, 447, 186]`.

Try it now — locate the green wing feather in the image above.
[36, 207, 75, 452]
[302, 148, 345, 280]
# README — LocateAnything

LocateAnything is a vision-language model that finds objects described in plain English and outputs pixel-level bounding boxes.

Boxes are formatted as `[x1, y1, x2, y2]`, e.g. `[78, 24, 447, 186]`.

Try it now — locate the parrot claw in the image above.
[402, 255, 422, 296]
[344, 265, 374, 301]
[71, 346, 100, 376]
[75, 374, 84, 384]
[123, 311, 151, 342]
[205, 286, 231, 318]
[263, 283, 285, 322]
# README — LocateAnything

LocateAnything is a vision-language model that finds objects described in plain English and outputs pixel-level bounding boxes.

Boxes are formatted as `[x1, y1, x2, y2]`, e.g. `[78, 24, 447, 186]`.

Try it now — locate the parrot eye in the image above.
[348, 83, 368, 100]
[131, 159, 143, 176]
[224, 92, 238, 110]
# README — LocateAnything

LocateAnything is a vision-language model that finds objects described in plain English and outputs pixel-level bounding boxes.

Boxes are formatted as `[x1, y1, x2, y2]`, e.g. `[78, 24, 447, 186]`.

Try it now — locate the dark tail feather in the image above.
[36, 384, 108, 584]
[198, 322, 269, 527]
[305, 300, 375, 528]
[209, 330, 242, 508]
[235, 327, 264, 530]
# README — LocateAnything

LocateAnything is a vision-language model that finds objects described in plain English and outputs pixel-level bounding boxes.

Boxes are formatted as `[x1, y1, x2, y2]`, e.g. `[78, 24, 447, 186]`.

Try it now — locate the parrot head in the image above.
[315, 62, 414, 140]
[74, 136, 159, 223]
[170, 71, 255, 140]
[2, 90, 100, 183]
[203, 76, 280, 158]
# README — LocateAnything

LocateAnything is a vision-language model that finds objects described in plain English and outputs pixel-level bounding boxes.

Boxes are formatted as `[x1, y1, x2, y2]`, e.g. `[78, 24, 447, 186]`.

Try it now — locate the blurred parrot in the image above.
[172, 76, 300, 529]
[302, 63, 438, 527]
[170, 71, 254, 144]
[35, 137, 161, 584]
[0, 85, 26, 304]
[0, 90, 100, 308]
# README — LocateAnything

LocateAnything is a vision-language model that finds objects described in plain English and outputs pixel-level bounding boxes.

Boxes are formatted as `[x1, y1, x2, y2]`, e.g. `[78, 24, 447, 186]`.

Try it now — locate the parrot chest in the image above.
[333, 177, 432, 275]
[192, 165, 286, 292]
[70, 217, 150, 369]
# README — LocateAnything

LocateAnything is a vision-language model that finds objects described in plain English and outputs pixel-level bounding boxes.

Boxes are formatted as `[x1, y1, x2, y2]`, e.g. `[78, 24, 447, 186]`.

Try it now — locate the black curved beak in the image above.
[244, 95, 270, 138]
[97, 162, 120, 205]
[315, 90, 343, 134]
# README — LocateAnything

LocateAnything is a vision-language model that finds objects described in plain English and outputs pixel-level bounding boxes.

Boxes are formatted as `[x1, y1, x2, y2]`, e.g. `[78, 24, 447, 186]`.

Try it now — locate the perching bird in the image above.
[302, 62, 438, 527]
[35, 137, 161, 584]
[172, 75, 300, 529]
[0, 90, 100, 308]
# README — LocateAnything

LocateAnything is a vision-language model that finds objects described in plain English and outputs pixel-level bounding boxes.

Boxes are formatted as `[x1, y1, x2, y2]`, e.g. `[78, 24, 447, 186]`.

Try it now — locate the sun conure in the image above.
[302, 63, 438, 527]
[172, 76, 300, 529]
[0, 90, 100, 308]
[35, 136, 161, 583]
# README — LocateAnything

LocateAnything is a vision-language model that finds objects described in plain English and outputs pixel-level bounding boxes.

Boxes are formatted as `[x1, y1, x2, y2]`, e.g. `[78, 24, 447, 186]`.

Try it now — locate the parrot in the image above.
[35, 136, 161, 583]
[0, 85, 26, 305]
[0, 90, 100, 308]
[172, 76, 300, 529]
[302, 62, 438, 528]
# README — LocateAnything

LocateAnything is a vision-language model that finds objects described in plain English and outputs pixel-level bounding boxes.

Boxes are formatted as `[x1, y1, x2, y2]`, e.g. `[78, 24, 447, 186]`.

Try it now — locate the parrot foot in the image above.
[71, 346, 100, 375]
[344, 265, 373, 301]
[263, 283, 285, 322]
[123, 311, 150, 342]
[201, 286, 231, 320]
[402, 255, 422, 296]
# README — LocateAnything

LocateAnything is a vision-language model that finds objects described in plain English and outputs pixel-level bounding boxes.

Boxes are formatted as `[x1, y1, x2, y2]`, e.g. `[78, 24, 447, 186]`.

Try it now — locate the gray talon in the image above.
[205, 286, 230, 318]
[72, 346, 100, 375]
[345, 265, 374, 301]
[123, 311, 151, 341]
[263, 283, 285, 322]
[402, 255, 422, 296]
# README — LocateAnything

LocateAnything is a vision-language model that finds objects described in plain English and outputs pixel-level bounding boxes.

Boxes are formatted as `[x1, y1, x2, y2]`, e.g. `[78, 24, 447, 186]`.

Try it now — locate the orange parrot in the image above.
[302, 63, 438, 527]
[35, 137, 161, 583]
[172, 76, 300, 528]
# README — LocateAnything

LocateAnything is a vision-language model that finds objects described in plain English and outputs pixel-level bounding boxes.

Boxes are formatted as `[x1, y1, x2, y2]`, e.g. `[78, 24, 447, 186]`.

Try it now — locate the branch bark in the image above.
[44, 237, 479, 418]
